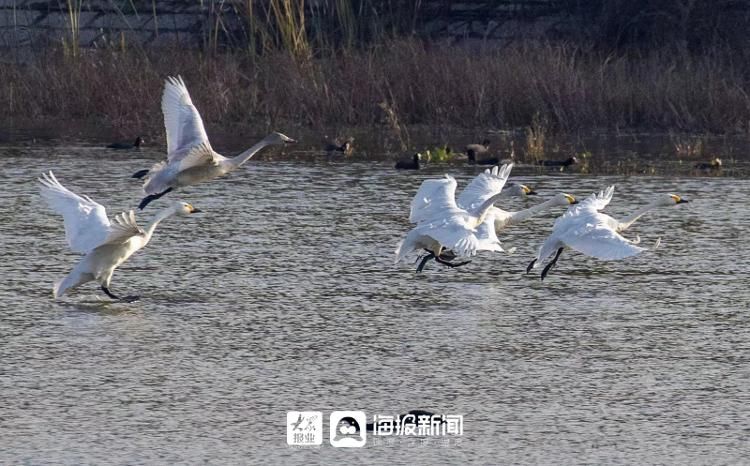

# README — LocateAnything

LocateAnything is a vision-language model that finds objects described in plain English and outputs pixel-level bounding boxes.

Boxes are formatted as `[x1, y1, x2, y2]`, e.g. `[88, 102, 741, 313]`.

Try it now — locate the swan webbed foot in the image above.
[415, 249, 470, 272]
[101, 286, 139, 303]
[435, 255, 472, 268]
[131, 169, 149, 179]
[526, 259, 537, 274]
[540, 247, 564, 281]
[138, 187, 173, 210]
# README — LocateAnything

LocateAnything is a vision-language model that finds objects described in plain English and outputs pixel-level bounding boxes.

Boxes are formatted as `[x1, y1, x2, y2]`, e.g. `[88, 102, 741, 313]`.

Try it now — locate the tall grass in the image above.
[524, 113, 547, 162]
[63, 0, 83, 58]
[2, 41, 749, 138]
[268, 0, 310, 60]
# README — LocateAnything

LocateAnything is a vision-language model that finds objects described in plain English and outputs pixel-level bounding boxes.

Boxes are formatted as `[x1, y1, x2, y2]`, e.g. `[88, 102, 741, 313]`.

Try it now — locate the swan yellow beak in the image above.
[565, 194, 578, 204]
[671, 194, 689, 204]
[522, 185, 538, 195]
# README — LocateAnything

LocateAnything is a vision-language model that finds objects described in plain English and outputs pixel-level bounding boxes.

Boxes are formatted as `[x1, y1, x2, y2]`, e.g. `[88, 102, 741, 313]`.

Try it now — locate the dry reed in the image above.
[2, 40, 749, 139]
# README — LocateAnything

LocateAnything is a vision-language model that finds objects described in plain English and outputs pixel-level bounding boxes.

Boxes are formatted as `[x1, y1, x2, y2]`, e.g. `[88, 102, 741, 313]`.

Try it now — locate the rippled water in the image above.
[1, 142, 748, 464]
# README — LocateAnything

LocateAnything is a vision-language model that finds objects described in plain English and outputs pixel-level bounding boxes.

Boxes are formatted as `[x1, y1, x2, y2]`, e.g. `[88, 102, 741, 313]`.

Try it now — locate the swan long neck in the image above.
[508, 197, 559, 224]
[229, 139, 273, 169]
[617, 201, 659, 231]
[145, 208, 176, 238]
[474, 192, 507, 223]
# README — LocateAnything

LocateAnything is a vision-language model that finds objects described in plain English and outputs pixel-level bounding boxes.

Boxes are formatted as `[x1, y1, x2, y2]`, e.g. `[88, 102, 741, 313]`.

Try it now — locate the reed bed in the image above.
[2, 40, 749, 139]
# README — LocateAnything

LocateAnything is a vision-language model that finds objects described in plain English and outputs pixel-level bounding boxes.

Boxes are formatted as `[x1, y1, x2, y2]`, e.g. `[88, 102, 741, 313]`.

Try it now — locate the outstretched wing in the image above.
[105, 210, 145, 245]
[408, 175, 460, 223]
[162, 75, 210, 161]
[457, 164, 513, 212]
[555, 185, 615, 228]
[563, 222, 646, 260]
[474, 214, 504, 253]
[38, 171, 111, 253]
[413, 215, 480, 258]
[410, 177, 453, 223]
[178, 142, 218, 171]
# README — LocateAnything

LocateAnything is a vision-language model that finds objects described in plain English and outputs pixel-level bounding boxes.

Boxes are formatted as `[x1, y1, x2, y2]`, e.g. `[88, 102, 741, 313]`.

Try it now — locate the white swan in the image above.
[133, 76, 296, 209]
[502, 182, 537, 198]
[456, 165, 578, 231]
[396, 164, 514, 272]
[407, 165, 576, 270]
[39, 171, 201, 301]
[527, 185, 690, 280]
[410, 167, 520, 223]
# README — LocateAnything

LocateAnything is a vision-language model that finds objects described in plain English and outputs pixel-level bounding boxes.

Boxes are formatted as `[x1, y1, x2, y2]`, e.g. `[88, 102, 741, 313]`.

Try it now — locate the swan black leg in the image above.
[437, 249, 457, 262]
[526, 259, 537, 274]
[138, 187, 173, 210]
[101, 286, 140, 303]
[429, 249, 470, 268]
[435, 256, 472, 268]
[416, 252, 434, 273]
[101, 285, 119, 300]
[415, 249, 470, 272]
[541, 248, 564, 281]
[132, 169, 150, 179]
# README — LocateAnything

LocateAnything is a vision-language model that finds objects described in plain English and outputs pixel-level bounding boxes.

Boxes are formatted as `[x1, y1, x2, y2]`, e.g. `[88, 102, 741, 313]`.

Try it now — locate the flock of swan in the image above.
[39, 76, 294, 302]
[397, 165, 689, 277]
[38, 76, 690, 302]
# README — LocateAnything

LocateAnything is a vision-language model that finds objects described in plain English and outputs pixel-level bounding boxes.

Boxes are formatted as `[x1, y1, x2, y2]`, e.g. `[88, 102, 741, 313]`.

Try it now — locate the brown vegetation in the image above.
[3, 41, 749, 139]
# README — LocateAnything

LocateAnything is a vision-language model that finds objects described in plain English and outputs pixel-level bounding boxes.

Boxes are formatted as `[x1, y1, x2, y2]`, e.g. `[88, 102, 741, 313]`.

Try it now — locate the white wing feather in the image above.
[408, 176, 461, 223]
[474, 215, 504, 252]
[106, 210, 145, 244]
[563, 222, 646, 260]
[412, 218, 480, 258]
[457, 164, 513, 212]
[178, 142, 218, 171]
[409, 177, 455, 223]
[38, 171, 111, 253]
[162, 75, 210, 161]
[554, 185, 615, 228]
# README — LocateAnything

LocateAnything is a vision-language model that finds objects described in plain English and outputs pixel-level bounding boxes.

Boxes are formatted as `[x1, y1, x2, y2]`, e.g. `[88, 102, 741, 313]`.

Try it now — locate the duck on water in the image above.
[107, 136, 145, 150]
[395, 152, 422, 170]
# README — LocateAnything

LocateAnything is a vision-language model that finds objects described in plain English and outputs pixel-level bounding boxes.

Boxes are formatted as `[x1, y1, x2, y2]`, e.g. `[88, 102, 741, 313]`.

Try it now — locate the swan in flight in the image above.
[39, 171, 201, 301]
[456, 165, 578, 231]
[502, 182, 537, 198]
[527, 185, 689, 280]
[396, 164, 514, 272]
[133, 76, 296, 209]
[408, 165, 576, 271]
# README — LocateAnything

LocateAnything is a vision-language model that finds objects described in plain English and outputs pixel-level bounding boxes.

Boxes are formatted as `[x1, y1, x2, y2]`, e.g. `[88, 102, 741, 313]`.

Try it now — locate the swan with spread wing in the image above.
[133, 76, 295, 209]
[39, 171, 201, 301]
[455, 165, 577, 230]
[396, 164, 515, 272]
[527, 185, 690, 280]
[407, 164, 577, 271]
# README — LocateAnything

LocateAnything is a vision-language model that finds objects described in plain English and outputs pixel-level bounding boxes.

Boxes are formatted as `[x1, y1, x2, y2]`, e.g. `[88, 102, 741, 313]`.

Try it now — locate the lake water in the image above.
[1, 142, 748, 464]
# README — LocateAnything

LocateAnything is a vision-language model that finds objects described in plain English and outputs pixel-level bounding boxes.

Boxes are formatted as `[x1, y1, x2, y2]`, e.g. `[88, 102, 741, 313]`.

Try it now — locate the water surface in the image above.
[1, 143, 748, 464]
